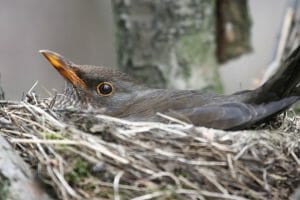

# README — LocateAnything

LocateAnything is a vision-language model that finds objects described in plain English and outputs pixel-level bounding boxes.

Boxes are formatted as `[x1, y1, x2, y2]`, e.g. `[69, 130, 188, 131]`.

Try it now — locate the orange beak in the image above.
[39, 50, 87, 89]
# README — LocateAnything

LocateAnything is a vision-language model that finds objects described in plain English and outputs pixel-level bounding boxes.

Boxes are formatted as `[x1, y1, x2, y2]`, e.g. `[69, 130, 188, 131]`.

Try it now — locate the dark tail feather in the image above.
[256, 45, 300, 103]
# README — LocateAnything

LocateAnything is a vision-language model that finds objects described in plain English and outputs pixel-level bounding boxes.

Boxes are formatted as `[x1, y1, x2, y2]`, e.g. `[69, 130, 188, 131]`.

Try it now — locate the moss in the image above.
[293, 102, 300, 114]
[176, 32, 223, 93]
[0, 174, 10, 200]
[178, 34, 213, 66]
[65, 159, 89, 185]
[39, 131, 64, 140]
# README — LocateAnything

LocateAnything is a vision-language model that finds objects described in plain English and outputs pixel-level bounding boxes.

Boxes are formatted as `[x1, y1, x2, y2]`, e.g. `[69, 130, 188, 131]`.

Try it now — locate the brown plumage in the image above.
[39, 47, 300, 130]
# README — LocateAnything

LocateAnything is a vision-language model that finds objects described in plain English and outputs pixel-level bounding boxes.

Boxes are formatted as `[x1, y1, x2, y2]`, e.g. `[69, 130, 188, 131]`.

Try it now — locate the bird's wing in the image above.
[167, 96, 299, 130]
[166, 102, 255, 130]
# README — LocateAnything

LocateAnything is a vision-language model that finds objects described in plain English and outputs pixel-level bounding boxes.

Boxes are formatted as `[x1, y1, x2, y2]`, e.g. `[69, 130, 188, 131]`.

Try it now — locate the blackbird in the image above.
[39, 47, 300, 130]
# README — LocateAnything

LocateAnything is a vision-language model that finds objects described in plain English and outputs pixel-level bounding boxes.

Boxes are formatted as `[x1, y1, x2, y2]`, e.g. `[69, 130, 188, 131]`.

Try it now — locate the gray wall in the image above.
[0, 0, 116, 99]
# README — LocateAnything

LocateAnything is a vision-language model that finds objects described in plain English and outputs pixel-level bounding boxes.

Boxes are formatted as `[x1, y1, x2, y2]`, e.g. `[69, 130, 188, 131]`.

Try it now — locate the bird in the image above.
[39, 47, 300, 130]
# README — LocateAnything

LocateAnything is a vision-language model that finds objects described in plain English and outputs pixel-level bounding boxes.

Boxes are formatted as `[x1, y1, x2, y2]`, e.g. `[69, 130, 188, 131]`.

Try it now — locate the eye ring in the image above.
[96, 82, 114, 96]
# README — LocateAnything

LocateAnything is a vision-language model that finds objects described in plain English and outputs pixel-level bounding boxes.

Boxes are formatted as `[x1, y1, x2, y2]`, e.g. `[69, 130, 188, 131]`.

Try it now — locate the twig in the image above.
[114, 171, 124, 200]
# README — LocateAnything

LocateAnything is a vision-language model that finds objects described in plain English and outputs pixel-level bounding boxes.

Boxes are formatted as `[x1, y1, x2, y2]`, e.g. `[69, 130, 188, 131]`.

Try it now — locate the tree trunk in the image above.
[0, 136, 53, 200]
[216, 0, 252, 63]
[112, 0, 222, 92]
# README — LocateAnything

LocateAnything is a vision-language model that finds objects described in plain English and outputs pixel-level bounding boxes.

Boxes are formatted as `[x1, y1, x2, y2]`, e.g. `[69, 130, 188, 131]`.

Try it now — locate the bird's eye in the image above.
[96, 82, 114, 96]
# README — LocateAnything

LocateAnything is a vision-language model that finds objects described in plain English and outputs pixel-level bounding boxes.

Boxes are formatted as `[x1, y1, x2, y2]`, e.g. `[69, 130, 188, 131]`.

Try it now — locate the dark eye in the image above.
[96, 82, 114, 96]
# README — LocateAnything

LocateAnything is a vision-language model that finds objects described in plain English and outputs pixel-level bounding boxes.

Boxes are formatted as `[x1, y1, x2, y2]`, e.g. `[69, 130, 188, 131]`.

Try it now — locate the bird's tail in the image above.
[254, 45, 300, 103]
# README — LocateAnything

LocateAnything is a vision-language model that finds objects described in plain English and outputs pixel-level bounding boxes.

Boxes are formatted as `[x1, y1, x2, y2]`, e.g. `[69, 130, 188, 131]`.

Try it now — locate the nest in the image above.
[0, 93, 300, 200]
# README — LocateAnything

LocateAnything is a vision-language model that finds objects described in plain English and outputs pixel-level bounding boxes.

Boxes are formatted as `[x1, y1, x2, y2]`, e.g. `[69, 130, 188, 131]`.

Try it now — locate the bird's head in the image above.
[40, 50, 146, 113]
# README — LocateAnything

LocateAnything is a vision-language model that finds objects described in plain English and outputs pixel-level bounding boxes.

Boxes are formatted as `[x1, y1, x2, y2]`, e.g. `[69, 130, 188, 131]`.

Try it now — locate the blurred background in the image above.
[0, 0, 297, 100]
